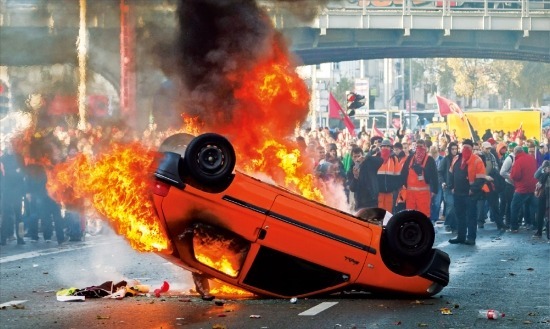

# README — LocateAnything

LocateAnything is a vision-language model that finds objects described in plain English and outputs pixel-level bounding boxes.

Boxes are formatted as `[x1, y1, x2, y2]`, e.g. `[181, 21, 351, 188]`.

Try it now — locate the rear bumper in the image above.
[420, 249, 450, 288]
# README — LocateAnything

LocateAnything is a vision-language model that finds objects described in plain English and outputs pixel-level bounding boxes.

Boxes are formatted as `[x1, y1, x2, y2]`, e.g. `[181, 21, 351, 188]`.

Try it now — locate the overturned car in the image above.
[152, 133, 450, 298]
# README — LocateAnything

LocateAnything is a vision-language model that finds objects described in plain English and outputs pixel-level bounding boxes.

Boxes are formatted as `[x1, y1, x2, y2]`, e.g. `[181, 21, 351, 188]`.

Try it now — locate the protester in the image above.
[533, 160, 549, 238]
[376, 139, 401, 212]
[429, 145, 444, 223]
[509, 146, 538, 232]
[448, 139, 487, 245]
[400, 139, 438, 218]
[500, 142, 517, 227]
[0, 144, 26, 245]
[479, 141, 507, 231]
[438, 142, 458, 232]
[348, 146, 383, 210]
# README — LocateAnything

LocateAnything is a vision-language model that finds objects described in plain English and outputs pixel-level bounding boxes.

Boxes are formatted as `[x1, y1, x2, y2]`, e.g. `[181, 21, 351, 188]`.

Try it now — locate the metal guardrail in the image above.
[324, 0, 550, 14]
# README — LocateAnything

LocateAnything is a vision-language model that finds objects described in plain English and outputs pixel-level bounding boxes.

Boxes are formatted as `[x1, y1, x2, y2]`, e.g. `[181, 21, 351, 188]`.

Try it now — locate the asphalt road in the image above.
[1, 222, 549, 329]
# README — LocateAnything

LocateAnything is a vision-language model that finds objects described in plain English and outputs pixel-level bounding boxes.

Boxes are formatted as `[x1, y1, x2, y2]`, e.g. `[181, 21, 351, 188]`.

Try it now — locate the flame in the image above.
[209, 280, 254, 297]
[207, 40, 324, 202]
[183, 115, 203, 135]
[47, 143, 170, 252]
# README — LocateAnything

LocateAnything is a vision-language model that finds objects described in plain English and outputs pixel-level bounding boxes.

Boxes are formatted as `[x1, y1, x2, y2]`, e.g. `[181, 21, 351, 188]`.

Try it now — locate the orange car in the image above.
[152, 133, 450, 298]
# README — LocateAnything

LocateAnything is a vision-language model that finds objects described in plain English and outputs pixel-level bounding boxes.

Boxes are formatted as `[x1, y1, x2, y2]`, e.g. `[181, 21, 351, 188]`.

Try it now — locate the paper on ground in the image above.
[57, 295, 85, 302]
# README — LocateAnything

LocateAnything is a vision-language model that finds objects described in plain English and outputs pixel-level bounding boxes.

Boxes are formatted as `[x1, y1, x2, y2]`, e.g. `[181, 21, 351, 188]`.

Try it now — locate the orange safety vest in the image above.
[407, 155, 430, 191]
[377, 156, 400, 176]
[449, 154, 490, 192]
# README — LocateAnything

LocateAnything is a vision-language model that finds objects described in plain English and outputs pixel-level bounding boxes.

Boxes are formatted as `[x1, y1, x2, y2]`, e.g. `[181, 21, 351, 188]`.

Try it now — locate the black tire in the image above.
[184, 133, 236, 186]
[384, 210, 434, 259]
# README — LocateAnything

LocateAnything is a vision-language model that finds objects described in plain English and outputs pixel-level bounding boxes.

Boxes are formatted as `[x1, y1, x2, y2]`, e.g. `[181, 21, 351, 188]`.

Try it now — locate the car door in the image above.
[240, 194, 374, 297]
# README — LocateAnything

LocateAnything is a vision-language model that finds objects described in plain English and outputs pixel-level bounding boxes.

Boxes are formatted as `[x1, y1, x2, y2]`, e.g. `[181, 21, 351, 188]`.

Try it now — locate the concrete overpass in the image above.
[271, 0, 550, 64]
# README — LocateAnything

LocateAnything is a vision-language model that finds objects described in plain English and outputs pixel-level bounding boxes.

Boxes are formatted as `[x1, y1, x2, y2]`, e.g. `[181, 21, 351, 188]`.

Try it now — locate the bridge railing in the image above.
[324, 0, 550, 15]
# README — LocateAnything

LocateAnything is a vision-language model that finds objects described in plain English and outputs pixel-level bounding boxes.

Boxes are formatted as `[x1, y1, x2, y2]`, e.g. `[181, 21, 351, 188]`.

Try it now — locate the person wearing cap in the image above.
[447, 139, 488, 245]
[399, 139, 438, 218]
[500, 142, 517, 227]
[376, 139, 401, 212]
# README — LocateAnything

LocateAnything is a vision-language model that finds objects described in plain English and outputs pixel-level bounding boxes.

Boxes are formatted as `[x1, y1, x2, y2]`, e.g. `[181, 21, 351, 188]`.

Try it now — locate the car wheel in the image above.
[384, 210, 434, 259]
[184, 133, 236, 186]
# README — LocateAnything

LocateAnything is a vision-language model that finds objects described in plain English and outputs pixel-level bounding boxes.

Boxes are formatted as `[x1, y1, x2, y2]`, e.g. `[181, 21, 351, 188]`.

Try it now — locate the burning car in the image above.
[152, 133, 450, 298]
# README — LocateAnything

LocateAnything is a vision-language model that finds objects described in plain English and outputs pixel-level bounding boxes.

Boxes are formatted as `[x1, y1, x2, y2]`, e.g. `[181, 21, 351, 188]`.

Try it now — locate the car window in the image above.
[191, 224, 250, 278]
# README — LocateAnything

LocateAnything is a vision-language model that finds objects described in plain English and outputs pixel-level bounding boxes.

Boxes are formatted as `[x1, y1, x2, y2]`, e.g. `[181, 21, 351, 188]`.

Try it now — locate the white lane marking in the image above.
[0, 300, 28, 308]
[298, 302, 338, 316]
[0, 241, 114, 264]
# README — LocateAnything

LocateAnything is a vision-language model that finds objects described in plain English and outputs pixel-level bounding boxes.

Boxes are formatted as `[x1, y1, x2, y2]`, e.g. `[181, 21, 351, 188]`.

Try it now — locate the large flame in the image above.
[47, 143, 170, 252]
[188, 40, 325, 202]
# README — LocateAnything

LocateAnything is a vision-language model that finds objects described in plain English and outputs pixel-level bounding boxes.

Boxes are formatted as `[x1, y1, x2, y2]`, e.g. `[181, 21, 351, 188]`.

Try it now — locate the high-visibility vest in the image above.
[377, 156, 399, 176]
[407, 155, 430, 191]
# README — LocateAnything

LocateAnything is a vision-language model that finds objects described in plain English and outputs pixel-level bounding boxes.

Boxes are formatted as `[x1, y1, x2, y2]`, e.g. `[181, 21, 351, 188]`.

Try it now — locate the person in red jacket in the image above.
[509, 146, 538, 232]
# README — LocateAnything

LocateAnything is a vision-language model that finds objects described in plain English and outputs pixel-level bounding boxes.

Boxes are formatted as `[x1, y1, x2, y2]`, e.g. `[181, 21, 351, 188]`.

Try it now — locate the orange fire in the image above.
[209, 280, 254, 297]
[47, 143, 171, 252]
[185, 39, 324, 202]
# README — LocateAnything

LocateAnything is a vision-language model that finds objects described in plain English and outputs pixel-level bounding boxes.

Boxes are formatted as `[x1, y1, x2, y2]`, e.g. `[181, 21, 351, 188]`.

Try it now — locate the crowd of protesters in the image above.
[1, 118, 549, 246]
[297, 125, 550, 244]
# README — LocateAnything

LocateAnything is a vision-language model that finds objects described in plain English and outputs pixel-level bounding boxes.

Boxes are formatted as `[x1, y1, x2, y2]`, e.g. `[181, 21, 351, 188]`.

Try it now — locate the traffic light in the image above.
[346, 92, 366, 116]
[0, 81, 9, 120]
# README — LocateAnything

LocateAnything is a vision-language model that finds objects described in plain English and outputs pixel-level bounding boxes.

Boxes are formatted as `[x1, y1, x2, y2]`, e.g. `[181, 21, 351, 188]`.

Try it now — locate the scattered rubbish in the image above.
[440, 307, 453, 315]
[57, 296, 85, 302]
[131, 285, 150, 293]
[212, 324, 226, 329]
[104, 288, 126, 300]
[57, 288, 79, 297]
[417, 323, 428, 327]
[217, 314, 226, 317]
[0, 300, 28, 309]
[154, 281, 170, 298]
[215, 300, 225, 306]
[54, 280, 170, 301]
[175, 317, 185, 320]
[249, 315, 261, 318]
[290, 297, 298, 304]
[478, 309, 504, 320]
[96, 315, 110, 320]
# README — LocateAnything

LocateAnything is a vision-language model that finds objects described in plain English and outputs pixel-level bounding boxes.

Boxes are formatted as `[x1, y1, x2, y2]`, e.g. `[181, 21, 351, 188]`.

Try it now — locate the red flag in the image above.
[371, 120, 384, 138]
[328, 92, 342, 119]
[436, 95, 464, 120]
[342, 112, 357, 137]
[392, 118, 401, 129]
[329, 92, 356, 136]
[511, 122, 524, 140]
